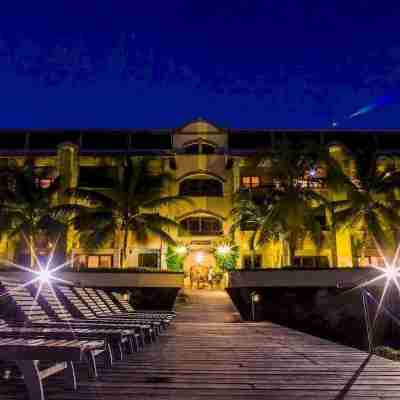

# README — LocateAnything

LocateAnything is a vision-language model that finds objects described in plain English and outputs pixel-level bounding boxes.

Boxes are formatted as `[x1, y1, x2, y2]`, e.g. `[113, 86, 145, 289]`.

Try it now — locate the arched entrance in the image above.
[183, 249, 222, 290]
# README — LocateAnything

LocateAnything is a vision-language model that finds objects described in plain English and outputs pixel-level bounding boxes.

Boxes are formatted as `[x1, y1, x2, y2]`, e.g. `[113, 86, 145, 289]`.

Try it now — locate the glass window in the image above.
[241, 176, 261, 188]
[202, 144, 216, 154]
[138, 253, 159, 268]
[293, 256, 329, 268]
[78, 254, 113, 268]
[99, 255, 113, 268]
[180, 217, 222, 236]
[87, 255, 99, 268]
[179, 178, 223, 197]
[184, 144, 200, 154]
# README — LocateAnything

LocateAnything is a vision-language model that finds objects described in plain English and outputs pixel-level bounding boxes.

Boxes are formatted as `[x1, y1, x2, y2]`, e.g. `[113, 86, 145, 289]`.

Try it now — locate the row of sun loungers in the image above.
[0, 276, 176, 400]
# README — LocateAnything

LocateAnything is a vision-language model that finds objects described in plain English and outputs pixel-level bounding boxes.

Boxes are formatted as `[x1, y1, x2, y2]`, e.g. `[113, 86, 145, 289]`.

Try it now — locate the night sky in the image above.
[1, 1, 400, 129]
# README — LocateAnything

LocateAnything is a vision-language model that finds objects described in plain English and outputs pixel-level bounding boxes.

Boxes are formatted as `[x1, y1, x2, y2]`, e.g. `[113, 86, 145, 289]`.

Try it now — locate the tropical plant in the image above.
[67, 156, 189, 267]
[0, 161, 67, 269]
[212, 238, 239, 271]
[231, 143, 328, 267]
[166, 244, 187, 272]
[326, 148, 400, 264]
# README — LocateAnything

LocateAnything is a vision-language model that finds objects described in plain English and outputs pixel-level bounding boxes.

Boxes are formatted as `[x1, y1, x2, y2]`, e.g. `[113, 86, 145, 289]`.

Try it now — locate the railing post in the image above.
[361, 290, 374, 354]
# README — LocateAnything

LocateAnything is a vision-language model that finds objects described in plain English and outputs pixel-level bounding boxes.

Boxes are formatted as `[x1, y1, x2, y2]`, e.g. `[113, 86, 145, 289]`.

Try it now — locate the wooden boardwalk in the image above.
[2, 289, 400, 399]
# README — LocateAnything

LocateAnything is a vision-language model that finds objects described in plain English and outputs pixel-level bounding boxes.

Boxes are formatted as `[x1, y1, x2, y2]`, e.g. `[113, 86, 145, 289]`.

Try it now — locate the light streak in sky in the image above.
[348, 94, 395, 119]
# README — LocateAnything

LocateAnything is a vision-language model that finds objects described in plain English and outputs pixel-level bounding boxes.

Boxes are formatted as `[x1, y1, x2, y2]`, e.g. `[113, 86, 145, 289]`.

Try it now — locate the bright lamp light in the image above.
[384, 265, 399, 281]
[195, 251, 204, 264]
[175, 245, 187, 255]
[38, 269, 52, 283]
[217, 244, 231, 256]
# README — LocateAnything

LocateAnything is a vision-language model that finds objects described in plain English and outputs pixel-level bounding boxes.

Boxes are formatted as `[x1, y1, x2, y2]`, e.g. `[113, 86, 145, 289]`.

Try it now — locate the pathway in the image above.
[2, 289, 400, 399]
[174, 289, 242, 322]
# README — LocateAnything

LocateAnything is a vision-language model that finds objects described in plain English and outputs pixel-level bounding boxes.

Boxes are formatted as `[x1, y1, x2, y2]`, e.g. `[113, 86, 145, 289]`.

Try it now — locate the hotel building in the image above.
[0, 119, 398, 282]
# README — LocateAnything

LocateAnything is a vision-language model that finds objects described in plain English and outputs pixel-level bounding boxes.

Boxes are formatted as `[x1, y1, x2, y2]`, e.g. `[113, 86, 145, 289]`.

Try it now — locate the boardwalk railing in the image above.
[362, 288, 400, 354]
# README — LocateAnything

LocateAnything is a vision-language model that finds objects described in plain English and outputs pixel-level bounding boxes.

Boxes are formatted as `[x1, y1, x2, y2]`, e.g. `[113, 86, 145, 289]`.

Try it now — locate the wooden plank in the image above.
[2, 289, 400, 399]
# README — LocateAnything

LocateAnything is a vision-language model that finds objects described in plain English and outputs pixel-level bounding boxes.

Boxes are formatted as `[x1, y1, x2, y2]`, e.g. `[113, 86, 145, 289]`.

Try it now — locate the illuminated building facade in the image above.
[0, 119, 399, 279]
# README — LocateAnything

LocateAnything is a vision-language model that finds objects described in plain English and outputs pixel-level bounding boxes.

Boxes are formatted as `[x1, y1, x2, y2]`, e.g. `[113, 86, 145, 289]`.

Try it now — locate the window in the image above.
[138, 252, 159, 268]
[242, 255, 262, 268]
[241, 176, 261, 188]
[184, 144, 200, 154]
[180, 217, 222, 236]
[179, 178, 223, 197]
[293, 256, 329, 268]
[77, 254, 113, 268]
[202, 144, 216, 154]
[358, 256, 385, 268]
[183, 142, 216, 154]
[79, 166, 117, 188]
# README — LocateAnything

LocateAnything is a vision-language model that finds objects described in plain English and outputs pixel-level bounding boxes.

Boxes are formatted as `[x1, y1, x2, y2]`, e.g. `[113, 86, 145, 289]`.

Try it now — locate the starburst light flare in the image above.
[344, 239, 400, 329]
[0, 233, 73, 298]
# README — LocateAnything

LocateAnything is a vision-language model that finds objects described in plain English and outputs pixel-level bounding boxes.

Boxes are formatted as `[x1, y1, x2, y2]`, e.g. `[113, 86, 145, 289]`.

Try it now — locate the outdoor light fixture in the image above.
[195, 251, 204, 264]
[309, 168, 316, 177]
[252, 293, 261, 303]
[175, 245, 188, 255]
[0, 234, 72, 302]
[382, 265, 399, 281]
[217, 244, 231, 256]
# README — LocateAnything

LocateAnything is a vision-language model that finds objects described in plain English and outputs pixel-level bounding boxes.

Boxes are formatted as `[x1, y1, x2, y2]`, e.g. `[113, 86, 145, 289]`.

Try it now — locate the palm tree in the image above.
[67, 156, 189, 268]
[232, 143, 327, 267]
[0, 161, 67, 269]
[326, 148, 400, 265]
[230, 191, 279, 268]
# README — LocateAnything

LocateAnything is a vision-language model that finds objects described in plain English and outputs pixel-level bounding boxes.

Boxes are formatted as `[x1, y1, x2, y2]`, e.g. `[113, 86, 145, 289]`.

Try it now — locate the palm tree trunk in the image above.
[288, 234, 296, 267]
[29, 232, 35, 270]
[250, 248, 256, 269]
[289, 242, 296, 267]
[328, 206, 338, 268]
[121, 228, 129, 268]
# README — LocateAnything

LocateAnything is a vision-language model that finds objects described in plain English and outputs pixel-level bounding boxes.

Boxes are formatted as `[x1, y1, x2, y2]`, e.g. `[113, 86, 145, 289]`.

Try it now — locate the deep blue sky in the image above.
[1, 1, 400, 129]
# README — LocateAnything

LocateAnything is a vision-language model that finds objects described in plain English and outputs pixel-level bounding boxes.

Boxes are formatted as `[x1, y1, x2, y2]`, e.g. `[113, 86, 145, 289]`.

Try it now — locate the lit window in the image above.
[241, 176, 261, 188]
[138, 252, 159, 268]
[78, 254, 113, 268]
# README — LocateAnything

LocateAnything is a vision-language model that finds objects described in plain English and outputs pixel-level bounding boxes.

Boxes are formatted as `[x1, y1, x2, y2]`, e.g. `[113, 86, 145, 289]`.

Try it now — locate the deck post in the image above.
[361, 290, 374, 353]
[16, 360, 45, 400]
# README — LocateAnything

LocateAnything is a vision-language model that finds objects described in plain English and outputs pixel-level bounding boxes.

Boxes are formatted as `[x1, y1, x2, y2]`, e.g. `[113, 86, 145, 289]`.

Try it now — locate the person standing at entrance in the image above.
[190, 265, 196, 289]
[208, 267, 214, 289]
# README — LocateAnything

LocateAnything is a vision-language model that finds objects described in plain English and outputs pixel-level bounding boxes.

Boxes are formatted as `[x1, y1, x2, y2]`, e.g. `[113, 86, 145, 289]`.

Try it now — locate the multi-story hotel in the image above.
[0, 119, 398, 285]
